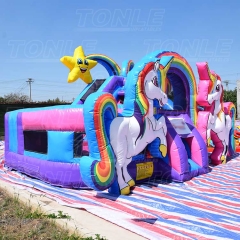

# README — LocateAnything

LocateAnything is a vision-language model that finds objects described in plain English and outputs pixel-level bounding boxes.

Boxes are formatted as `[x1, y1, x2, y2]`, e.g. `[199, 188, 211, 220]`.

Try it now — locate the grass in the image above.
[0, 188, 107, 240]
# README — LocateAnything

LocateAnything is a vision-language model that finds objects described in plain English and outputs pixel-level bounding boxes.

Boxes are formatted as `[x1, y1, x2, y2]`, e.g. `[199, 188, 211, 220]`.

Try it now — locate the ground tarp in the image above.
[0, 141, 240, 240]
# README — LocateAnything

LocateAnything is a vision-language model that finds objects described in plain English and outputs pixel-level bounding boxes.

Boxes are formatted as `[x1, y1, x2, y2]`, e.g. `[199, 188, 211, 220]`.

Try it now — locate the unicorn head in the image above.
[196, 62, 223, 107]
[144, 60, 168, 106]
[138, 57, 173, 112]
[207, 71, 223, 105]
[196, 61, 224, 118]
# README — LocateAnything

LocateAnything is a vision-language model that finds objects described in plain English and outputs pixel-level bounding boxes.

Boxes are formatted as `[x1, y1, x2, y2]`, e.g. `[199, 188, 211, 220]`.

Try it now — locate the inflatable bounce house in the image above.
[4, 46, 236, 195]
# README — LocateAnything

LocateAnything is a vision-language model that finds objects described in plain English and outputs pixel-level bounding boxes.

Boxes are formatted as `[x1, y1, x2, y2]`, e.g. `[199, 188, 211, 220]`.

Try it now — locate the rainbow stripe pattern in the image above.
[122, 56, 162, 117]
[136, 62, 154, 115]
[121, 60, 134, 77]
[224, 102, 236, 155]
[154, 51, 198, 125]
[161, 77, 171, 95]
[86, 54, 121, 76]
[81, 92, 117, 190]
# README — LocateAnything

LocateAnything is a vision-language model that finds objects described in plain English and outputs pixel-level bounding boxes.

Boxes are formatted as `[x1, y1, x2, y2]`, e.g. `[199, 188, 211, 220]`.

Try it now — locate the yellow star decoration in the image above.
[60, 46, 97, 84]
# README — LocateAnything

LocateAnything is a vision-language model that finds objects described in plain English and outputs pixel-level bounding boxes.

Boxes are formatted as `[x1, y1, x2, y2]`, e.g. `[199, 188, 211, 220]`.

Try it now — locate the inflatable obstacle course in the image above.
[4, 46, 236, 195]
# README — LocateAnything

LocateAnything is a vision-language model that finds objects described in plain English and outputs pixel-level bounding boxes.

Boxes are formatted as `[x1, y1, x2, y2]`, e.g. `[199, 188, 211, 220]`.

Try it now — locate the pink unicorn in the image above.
[196, 62, 231, 165]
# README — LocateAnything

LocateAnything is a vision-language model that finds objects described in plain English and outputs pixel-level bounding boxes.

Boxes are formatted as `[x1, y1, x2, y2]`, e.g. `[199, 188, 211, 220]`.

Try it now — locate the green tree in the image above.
[223, 88, 237, 116]
[54, 97, 61, 103]
[43, 97, 63, 104]
[223, 88, 237, 107]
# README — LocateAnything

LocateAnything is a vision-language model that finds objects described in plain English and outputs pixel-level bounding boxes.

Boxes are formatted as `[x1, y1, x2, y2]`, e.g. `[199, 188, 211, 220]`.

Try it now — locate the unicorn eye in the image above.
[77, 58, 83, 65]
[216, 84, 220, 92]
[151, 76, 158, 87]
[84, 59, 89, 65]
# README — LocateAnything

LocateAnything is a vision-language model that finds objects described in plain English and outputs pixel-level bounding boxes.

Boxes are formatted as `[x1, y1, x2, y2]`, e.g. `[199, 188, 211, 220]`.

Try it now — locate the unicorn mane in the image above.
[136, 62, 155, 116]
[134, 62, 156, 143]
[208, 70, 217, 93]
[209, 71, 224, 118]
[211, 71, 223, 104]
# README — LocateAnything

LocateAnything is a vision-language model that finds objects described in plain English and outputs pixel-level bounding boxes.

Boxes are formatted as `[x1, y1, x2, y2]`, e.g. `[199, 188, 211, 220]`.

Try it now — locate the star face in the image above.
[77, 58, 89, 74]
[60, 46, 97, 84]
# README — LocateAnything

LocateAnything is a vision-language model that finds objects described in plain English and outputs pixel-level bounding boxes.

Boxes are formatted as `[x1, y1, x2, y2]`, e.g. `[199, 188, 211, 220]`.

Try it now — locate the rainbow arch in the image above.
[150, 51, 197, 125]
[86, 54, 121, 76]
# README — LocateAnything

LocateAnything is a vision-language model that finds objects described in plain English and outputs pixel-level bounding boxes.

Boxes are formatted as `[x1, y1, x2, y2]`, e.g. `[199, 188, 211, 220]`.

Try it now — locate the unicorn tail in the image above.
[224, 102, 236, 156]
[80, 92, 117, 191]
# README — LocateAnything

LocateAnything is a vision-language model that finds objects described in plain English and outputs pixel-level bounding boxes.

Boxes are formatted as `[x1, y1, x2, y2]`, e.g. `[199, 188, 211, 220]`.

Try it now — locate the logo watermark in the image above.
[76, 8, 165, 32]
[7, 39, 98, 61]
[144, 38, 233, 62]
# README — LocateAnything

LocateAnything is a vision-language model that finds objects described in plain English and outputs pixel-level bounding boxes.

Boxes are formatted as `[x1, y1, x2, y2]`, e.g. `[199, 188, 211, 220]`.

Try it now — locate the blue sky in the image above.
[0, 0, 240, 101]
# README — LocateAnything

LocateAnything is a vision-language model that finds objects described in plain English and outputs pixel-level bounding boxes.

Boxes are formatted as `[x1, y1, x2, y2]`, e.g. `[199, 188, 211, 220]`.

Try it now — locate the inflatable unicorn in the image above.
[196, 62, 232, 164]
[110, 59, 171, 194]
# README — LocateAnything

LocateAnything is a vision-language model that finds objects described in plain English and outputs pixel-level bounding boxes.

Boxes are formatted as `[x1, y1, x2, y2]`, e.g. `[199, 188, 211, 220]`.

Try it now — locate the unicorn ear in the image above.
[196, 62, 216, 82]
[154, 59, 160, 72]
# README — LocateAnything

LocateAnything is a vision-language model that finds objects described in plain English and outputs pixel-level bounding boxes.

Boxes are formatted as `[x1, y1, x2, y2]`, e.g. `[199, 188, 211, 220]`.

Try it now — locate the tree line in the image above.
[0, 89, 237, 107]
[223, 88, 237, 108]
[0, 93, 71, 104]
